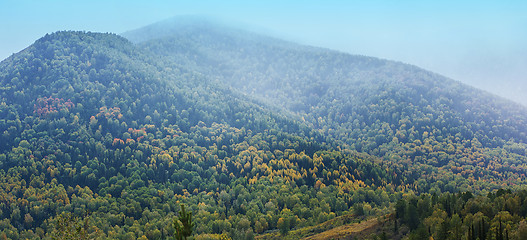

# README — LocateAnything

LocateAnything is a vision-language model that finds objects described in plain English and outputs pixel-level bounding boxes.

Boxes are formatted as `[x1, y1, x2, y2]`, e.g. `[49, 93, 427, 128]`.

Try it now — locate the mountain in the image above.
[123, 17, 527, 193]
[0, 16, 526, 239]
[0, 30, 401, 239]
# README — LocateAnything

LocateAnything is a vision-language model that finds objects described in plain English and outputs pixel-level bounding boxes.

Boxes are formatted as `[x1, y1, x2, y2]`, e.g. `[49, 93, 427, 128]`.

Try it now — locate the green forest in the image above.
[0, 19, 526, 239]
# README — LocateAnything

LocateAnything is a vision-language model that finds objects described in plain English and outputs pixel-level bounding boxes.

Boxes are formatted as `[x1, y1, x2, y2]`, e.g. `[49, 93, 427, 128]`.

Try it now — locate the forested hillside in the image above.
[0, 17, 526, 239]
[124, 18, 527, 193]
[0, 31, 407, 239]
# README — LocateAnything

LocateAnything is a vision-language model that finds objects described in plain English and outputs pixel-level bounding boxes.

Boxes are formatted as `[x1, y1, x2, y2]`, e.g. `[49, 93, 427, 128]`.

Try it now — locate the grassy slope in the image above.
[256, 214, 407, 240]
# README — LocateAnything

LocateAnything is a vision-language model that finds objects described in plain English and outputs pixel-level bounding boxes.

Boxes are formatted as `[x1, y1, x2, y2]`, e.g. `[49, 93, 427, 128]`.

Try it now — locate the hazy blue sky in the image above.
[1, 0, 526, 105]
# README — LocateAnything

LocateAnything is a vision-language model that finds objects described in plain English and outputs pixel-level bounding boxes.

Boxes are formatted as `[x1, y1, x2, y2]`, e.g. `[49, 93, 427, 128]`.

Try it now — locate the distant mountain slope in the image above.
[0, 30, 402, 238]
[123, 17, 527, 192]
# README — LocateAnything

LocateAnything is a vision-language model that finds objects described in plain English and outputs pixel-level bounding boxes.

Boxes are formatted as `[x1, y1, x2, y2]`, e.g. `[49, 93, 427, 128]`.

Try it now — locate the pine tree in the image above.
[174, 204, 194, 240]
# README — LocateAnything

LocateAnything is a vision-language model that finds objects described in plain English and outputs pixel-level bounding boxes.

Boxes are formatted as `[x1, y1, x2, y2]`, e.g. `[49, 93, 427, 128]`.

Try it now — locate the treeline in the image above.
[396, 189, 527, 240]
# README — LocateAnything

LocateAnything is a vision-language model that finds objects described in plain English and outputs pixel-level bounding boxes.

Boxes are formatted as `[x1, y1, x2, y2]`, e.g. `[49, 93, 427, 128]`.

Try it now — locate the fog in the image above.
[1, 0, 526, 105]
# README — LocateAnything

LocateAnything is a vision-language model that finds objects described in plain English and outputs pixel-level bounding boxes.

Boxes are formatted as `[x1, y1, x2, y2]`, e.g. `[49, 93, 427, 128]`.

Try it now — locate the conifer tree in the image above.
[174, 204, 194, 240]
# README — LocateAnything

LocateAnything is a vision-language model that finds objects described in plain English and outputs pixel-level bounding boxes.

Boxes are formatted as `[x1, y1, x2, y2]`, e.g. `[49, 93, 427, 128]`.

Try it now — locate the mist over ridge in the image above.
[122, 16, 525, 108]
[2, 0, 526, 106]
[1, 11, 527, 239]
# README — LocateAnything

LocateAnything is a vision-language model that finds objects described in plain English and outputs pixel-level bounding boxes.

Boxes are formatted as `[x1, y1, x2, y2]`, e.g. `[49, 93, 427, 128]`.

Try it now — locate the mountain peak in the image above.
[32, 31, 131, 52]
[121, 16, 225, 43]
[34, 30, 124, 46]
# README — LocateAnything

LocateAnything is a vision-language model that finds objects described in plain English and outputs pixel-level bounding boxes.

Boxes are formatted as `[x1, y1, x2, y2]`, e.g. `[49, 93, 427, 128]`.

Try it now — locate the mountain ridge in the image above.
[0, 19, 526, 239]
[123, 18, 527, 192]
[123, 18, 527, 129]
